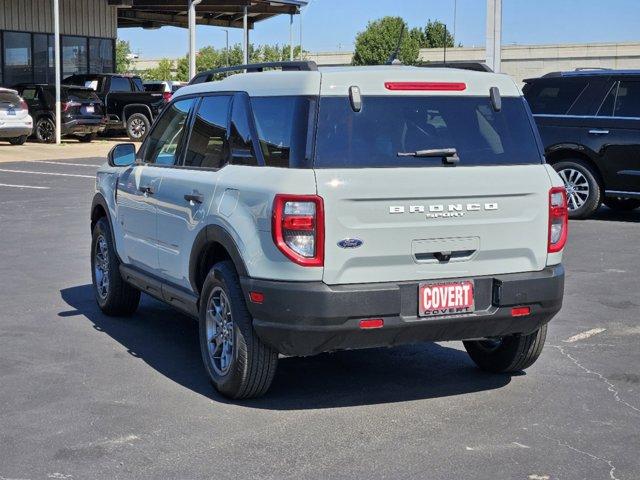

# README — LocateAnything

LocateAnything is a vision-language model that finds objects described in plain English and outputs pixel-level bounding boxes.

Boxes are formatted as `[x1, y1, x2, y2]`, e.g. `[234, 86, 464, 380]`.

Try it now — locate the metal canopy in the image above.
[111, 0, 307, 29]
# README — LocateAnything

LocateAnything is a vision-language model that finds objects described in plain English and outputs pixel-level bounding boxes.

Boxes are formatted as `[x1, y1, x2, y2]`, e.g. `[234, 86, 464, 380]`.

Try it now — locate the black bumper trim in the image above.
[241, 265, 564, 356]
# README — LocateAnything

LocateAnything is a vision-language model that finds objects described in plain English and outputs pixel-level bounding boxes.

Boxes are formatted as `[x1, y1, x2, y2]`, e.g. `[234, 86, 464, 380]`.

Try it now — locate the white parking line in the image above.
[0, 168, 94, 179]
[563, 328, 607, 343]
[27, 160, 100, 167]
[0, 182, 50, 190]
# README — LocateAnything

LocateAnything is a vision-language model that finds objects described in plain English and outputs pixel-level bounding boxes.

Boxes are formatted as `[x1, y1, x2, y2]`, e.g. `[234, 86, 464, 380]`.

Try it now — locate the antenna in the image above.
[386, 23, 405, 65]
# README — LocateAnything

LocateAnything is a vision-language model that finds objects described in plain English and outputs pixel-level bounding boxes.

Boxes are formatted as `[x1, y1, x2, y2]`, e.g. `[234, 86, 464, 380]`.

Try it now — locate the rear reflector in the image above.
[249, 291, 264, 304]
[359, 318, 384, 329]
[384, 82, 467, 91]
[511, 306, 531, 317]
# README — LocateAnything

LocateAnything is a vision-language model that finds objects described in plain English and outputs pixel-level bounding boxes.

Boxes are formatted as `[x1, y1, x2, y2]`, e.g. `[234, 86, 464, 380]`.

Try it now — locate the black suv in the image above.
[13, 84, 105, 143]
[62, 74, 166, 141]
[524, 69, 640, 218]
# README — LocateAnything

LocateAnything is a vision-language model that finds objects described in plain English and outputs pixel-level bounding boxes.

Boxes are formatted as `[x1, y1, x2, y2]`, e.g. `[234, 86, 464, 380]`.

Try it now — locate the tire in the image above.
[78, 133, 96, 143]
[199, 260, 278, 399]
[126, 113, 151, 142]
[91, 217, 141, 316]
[463, 324, 547, 373]
[552, 160, 602, 219]
[603, 197, 640, 211]
[35, 117, 56, 143]
[9, 136, 27, 145]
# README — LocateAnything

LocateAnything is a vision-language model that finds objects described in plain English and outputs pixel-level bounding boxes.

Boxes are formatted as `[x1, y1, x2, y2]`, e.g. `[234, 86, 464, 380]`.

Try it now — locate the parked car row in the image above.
[0, 74, 182, 145]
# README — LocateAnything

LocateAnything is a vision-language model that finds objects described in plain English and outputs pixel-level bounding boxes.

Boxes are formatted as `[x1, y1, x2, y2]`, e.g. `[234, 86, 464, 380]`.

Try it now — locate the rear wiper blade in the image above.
[397, 147, 460, 164]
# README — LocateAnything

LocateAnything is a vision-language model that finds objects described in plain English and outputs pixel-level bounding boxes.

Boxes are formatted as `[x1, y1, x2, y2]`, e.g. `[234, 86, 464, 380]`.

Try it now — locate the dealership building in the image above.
[0, 0, 305, 88]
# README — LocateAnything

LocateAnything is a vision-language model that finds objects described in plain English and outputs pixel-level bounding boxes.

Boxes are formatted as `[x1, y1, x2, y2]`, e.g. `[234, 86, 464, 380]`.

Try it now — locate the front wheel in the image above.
[463, 324, 547, 373]
[126, 113, 150, 142]
[91, 217, 141, 316]
[199, 261, 278, 399]
[553, 160, 602, 219]
[603, 197, 640, 211]
[35, 117, 56, 143]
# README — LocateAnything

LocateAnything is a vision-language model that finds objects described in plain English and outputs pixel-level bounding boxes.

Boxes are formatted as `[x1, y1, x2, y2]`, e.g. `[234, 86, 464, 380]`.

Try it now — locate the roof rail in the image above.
[574, 67, 608, 71]
[203, 61, 317, 76]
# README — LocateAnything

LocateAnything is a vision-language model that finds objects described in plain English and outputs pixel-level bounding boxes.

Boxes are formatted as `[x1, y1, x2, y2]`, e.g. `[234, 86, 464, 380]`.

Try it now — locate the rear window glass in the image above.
[523, 78, 588, 114]
[251, 96, 315, 168]
[0, 91, 21, 104]
[67, 89, 97, 102]
[314, 96, 542, 168]
[144, 84, 165, 92]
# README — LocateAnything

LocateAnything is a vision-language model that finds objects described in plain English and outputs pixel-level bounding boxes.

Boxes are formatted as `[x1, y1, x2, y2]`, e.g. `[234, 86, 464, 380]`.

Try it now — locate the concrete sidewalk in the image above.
[0, 137, 128, 163]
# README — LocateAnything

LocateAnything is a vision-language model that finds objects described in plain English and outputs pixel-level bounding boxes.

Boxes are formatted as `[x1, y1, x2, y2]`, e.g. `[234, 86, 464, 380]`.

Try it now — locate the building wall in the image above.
[305, 42, 640, 84]
[0, 0, 117, 38]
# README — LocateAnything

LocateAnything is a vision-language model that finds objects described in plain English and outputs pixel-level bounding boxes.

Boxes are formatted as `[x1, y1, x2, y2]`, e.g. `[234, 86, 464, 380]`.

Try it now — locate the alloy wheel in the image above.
[558, 168, 590, 211]
[94, 235, 110, 300]
[129, 118, 146, 139]
[38, 120, 55, 142]
[206, 287, 235, 376]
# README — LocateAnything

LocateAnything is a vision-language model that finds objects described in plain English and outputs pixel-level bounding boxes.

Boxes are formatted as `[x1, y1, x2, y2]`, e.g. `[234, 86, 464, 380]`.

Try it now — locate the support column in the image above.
[289, 14, 294, 61]
[486, 0, 502, 72]
[243, 6, 249, 65]
[53, 0, 61, 145]
[188, 0, 202, 80]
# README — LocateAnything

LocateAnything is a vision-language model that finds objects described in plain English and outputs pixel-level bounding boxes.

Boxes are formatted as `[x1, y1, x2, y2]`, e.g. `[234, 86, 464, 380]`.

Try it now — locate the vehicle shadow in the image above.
[589, 206, 640, 223]
[60, 284, 513, 410]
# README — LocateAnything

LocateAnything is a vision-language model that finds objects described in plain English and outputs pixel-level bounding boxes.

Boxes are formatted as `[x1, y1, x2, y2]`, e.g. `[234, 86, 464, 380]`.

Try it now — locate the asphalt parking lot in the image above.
[0, 151, 638, 480]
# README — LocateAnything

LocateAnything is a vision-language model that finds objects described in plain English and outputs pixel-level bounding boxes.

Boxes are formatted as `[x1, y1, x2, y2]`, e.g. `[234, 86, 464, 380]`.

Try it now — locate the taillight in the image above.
[272, 194, 324, 267]
[548, 187, 568, 253]
[61, 101, 80, 112]
[19, 99, 28, 111]
[163, 91, 172, 102]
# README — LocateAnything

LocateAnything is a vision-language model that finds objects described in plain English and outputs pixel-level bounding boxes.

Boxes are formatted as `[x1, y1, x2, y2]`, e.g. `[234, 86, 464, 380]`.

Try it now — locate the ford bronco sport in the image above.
[91, 61, 567, 399]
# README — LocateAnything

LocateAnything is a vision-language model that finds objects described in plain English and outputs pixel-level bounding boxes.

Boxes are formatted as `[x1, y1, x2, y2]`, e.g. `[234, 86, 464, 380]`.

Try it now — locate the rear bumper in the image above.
[0, 125, 33, 138]
[61, 119, 106, 135]
[242, 265, 565, 356]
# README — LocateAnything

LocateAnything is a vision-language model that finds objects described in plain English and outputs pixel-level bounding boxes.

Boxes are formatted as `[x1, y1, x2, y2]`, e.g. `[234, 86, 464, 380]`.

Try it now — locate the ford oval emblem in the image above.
[337, 238, 363, 249]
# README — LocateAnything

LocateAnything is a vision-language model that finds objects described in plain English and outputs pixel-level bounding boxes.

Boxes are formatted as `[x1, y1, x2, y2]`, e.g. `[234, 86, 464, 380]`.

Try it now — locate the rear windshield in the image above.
[144, 84, 166, 92]
[0, 91, 21, 104]
[313, 96, 543, 168]
[66, 88, 97, 102]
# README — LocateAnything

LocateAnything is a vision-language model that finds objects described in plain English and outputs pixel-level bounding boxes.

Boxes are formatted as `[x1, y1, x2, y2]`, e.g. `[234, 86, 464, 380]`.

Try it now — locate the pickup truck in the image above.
[63, 74, 165, 141]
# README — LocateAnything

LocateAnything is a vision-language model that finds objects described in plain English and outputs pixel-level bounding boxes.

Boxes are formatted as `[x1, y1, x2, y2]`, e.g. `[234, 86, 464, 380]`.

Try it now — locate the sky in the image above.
[118, 0, 640, 59]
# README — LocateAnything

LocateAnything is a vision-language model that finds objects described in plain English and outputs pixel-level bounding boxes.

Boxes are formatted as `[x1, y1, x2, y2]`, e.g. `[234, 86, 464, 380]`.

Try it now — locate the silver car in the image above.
[0, 88, 33, 145]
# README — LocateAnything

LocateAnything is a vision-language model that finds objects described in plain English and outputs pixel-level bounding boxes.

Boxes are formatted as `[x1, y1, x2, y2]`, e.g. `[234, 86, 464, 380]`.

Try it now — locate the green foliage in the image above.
[142, 58, 175, 81]
[420, 20, 455, 48]
[352, 17, 420, 66]
[115, 40, 132, 74]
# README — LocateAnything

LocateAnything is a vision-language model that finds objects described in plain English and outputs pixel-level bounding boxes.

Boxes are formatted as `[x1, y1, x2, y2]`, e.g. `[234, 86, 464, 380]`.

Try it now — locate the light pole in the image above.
[220, 29, 229, 66]
[53, 0, 61, 145]
[486, 0, 502, 72]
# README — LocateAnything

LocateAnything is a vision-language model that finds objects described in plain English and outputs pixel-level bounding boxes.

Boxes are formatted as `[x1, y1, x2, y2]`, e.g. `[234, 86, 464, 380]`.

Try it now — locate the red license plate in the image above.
[419, 280, 474, 317]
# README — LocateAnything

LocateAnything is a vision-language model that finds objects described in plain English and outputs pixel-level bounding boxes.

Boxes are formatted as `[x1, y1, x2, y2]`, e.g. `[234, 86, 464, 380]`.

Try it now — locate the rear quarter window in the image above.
[523, 78, 589, 114]
[314, 95, 543, 168]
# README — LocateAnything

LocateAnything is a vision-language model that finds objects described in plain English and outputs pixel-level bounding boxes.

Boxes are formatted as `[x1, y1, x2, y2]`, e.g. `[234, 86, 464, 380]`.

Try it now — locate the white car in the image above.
[0, 88, 33, 145]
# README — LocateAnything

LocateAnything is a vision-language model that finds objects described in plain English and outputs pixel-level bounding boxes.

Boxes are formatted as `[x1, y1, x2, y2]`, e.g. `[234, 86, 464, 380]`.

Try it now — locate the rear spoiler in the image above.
[419, 62, 494, 73]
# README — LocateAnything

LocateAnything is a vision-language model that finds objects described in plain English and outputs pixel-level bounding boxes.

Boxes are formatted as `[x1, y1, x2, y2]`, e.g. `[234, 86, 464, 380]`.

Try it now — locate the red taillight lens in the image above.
[272, 194, 324, 267]
[511, 306, 531, 317]
[163, 92, 172, 102]
[249, 291, 264, 304]
[548, 187, 568, 253]
[384, 82, 467, 91]
[359, 318, 384, 329]
[19, 99, 28, 110]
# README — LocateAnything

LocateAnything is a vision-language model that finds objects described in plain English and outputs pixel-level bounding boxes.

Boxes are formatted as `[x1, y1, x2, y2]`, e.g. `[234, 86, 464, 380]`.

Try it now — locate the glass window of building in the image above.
[62, 36, 88, 78]
[3, 32, 32, 86]
[34, 34, 55, 84]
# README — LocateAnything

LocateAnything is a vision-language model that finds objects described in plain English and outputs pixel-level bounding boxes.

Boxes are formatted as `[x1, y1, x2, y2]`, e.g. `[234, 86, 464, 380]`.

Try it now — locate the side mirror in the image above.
[108, 143, 136, 167]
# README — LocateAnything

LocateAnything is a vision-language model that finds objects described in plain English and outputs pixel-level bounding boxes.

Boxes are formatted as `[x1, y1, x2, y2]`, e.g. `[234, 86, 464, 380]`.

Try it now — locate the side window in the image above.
[228, 93, 258, 166]
[613, 81, 640, 118]
[524, 78, 589, 115]
[597, 82, 617, 117]
[143, 98, 195, 166]
[251, 96, 315, 168]
[110, 77, 132, 92]
[184, 95, 231, 169]
[21, 88, 37, 100]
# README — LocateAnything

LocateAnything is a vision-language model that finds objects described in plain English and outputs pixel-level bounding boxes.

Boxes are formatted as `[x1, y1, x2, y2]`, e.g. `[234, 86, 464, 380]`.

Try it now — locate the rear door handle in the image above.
[138, 185, 155, 195]
[588, 129, 609, 135]
[184, 192, 204, 204]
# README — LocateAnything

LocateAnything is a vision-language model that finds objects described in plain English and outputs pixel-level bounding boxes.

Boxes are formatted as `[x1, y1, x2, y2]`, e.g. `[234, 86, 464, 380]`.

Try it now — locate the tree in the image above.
[352, 17, 420, 66]
[144, 58, 175, 81]
[421, 20, 455, 48]
[116, 40, 133, 73]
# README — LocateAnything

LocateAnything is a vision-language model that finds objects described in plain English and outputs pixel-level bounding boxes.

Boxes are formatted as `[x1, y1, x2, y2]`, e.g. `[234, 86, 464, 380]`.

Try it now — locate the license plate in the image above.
[85, 105, 95, 114]
[7, 108, 16, 116]
[419, 280, 474, 317]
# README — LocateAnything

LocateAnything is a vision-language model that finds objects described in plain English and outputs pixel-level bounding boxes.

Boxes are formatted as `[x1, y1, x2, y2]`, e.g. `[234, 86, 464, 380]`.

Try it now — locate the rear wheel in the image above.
[35, 117, 56, 143]
[199, 261, 278, 399]
[9, 136, 27, 145]
[126, 113, 150, 142]
[463, 324, 547, 373]
[91, 217, 140, 316]
[603, 197, 640, 211]
[553, 160, 601, 219]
